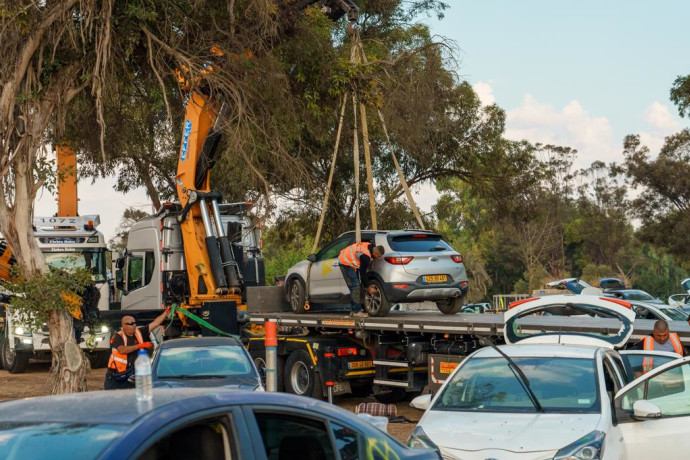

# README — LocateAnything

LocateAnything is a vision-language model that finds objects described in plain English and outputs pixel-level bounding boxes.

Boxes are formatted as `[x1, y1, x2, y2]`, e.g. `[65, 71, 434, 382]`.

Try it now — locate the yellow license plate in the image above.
[348, 360, 373, 370]
[424, 275, 448, 283]
[439, 361, 458, 374]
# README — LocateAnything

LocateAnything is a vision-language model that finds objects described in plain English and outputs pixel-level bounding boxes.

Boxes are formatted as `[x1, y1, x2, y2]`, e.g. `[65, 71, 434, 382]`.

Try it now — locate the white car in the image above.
[408, 295, 687, 460]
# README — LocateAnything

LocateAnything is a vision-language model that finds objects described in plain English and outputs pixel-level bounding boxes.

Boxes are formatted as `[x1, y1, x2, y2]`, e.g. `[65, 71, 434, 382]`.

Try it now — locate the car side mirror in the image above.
[307, 253, 317, 263]
[410, 394, 432, 411]
[633, 400, 662, 420]
[115, 257, 125, 269]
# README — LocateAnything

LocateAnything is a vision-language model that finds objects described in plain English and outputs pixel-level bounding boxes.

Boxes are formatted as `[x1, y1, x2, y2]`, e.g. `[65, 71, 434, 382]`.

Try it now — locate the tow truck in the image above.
[0, 146, 112, 373]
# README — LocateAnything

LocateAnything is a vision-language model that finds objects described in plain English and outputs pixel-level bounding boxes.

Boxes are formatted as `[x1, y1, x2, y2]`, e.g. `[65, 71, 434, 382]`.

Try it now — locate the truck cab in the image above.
[117, 202, 264, 315]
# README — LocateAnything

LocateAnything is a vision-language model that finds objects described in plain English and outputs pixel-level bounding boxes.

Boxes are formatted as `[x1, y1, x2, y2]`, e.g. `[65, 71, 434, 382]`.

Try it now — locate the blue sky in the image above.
[426, 1, 688, 164]
[35, 2, 690, 241]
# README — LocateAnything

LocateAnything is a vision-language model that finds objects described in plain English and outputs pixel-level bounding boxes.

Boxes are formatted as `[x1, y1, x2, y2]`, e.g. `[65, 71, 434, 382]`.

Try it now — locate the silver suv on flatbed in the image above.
[285, 230, 469, 316]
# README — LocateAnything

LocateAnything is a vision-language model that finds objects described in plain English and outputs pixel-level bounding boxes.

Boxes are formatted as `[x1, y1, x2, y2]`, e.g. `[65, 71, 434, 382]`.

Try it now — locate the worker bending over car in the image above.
[338, 242, 384, 318]
[104, 309, 170, 390]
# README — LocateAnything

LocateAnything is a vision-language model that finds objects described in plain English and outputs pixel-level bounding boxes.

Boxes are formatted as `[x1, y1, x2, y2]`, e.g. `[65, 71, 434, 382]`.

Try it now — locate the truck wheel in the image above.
[436, 295, 465, 314]
[253, 354, 285, 392]
[288, 279, 307, 314]
[373, 387, 407, 403]
[284, 349, 322, 399]
[87, 350, 110, 369]
[1, 338, 29, 374]
[364, 281, 392, 317]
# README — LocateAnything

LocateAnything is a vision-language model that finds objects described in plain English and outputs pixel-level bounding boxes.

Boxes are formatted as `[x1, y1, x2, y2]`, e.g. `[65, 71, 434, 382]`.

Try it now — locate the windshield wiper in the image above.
[429, 246, 447, 252]
[489, 344, 544, 413]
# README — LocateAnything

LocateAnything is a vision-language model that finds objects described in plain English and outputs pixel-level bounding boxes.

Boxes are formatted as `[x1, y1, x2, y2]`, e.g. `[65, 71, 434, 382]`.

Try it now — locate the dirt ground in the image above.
[0, 361, 421, 444]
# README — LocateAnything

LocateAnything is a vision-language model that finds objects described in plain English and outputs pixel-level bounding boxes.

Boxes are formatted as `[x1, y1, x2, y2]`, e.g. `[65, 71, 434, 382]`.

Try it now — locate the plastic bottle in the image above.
[134, 349, 153, 402]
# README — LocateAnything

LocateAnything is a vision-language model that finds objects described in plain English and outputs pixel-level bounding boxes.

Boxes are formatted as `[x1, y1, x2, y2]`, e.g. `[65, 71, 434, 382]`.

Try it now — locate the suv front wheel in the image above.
[288, 279, 307, 313]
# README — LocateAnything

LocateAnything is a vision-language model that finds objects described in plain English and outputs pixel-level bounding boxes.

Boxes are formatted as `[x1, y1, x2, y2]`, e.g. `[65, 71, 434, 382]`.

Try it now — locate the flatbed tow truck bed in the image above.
[249, 310, 690, 345]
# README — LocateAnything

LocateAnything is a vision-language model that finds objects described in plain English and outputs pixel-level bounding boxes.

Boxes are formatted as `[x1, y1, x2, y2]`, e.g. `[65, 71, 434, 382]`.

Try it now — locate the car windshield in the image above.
[620, 353, 678, 378]
[43, 250, 107, 282]
[0, 422, 124, 460]
[156, 345, 255, 378]
[660, 308, 689, 321]
[388, 234, 452, 252]
[620, 290, 655, 301]
[433, 357, 600, 414]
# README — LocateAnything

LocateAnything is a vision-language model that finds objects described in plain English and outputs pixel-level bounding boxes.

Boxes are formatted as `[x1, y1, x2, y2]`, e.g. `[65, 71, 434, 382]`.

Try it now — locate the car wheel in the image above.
[1, 337, 29, 374]
[252, 354, 285, 392]
[288, 279, 307, 314]
[284, 349, 322, 399]
[436, 295, 465, 314]
[373, 387, 408, 403]
[87, 350, 110, 369]
[364, 280, 392, 317]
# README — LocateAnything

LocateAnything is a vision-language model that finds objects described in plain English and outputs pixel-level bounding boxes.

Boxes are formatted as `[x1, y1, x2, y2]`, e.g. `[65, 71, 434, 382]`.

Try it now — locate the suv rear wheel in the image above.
[436, 296, 465, 314]
[364, 280, 392, 317]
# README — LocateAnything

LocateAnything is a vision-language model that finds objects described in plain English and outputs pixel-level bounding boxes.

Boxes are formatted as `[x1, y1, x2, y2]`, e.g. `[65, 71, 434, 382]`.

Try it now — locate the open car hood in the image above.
[504, 295, 636, 348]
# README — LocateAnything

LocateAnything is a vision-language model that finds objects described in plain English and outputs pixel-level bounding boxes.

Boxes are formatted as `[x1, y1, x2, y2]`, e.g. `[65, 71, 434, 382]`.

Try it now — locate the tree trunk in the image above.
[48, 310, 89, 394]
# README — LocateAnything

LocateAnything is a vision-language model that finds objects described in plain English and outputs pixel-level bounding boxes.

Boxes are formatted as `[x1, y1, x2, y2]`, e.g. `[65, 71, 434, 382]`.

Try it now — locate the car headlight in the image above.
[407, 425, 438, 450]
[14, 327, 30, 336]
[100, 325, 109, 334]
[554, 430, 605, 460]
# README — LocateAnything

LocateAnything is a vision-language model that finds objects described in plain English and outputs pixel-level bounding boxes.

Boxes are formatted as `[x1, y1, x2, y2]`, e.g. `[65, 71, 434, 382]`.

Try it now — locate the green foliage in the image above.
[671, 75, 690, 118]
[2, 268, 93, 332]
[632, 246, 687, 300]
[262, 226, 314, 286]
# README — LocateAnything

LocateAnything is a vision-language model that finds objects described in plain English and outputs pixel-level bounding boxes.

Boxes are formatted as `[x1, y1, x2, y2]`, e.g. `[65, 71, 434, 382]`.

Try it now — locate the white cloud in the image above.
[504, 94, 618, 168]
[644, 101, 682, 134]
[472, 81, 495, 106]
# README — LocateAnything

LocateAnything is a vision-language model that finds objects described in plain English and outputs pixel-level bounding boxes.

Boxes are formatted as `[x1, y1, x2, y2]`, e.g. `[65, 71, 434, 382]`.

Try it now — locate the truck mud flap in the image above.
[428, 354, 465, 393]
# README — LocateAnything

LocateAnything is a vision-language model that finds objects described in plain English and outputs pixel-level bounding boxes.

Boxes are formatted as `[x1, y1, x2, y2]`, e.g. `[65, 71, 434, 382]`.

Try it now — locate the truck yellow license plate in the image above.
[440, 361, 458, 374]
[348, 360, 373, 369]
[423, 275, 448, 283]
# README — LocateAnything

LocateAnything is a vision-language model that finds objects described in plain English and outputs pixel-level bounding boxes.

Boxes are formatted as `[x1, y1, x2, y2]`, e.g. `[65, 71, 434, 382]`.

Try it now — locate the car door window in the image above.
[137, 416, 233, 460]
[253, 412, 336, 460]
[330, 422, 359, 460]
[317, 238, 353, 261]
[620, 362, 690, 417]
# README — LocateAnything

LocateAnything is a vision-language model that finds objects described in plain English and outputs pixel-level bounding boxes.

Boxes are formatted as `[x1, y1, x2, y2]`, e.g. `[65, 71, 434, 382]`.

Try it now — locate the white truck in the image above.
[0, 215, 113, 373]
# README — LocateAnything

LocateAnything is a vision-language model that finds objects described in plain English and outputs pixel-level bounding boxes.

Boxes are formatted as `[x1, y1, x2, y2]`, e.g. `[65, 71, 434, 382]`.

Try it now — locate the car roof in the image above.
[159, 336, 244, 348]
[473, 344, 600, 359]
[338, 229, 440, 237]
[0, 389, 344, 426]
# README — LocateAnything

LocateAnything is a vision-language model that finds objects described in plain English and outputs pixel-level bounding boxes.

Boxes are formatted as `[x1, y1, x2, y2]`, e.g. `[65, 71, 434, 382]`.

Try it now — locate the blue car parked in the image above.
[0, 388, 440, 460]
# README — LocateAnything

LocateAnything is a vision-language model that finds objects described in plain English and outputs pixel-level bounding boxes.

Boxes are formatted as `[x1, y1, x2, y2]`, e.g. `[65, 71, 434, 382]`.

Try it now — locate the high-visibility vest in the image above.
[338, 242, 371, 269]
[641, 333, 684, 373]
[107, 329, 144, 372]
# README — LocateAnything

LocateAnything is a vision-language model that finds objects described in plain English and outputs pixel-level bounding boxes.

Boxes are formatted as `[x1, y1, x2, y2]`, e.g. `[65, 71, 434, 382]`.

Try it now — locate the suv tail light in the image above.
[385, 256, 413, 265]
[451, 254, 463, 263]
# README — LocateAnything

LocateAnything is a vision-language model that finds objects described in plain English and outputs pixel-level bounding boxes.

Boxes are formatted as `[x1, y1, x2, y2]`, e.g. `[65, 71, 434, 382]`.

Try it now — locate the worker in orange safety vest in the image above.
[640, 320, 684, 374]
[104, 309, 170, 390]
[338, 242, 384, 318]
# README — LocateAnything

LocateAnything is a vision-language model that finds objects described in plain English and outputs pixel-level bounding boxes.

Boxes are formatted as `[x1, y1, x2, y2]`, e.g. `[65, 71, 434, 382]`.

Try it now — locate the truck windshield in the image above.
[434, 357, 600, 414]
[43, 250, 107, 282]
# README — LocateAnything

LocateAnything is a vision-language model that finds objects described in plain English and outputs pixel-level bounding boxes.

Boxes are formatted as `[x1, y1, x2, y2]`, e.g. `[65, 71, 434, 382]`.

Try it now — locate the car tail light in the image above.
[260, 238, 263, 249]
[509, 297, 539, 308]
[392, 284, 409, 289]
[337, 347, 358, 357]
[385, 256, 413, 265]
[451, 254, 463, 263]
[600, 297, 632, 308]
[460, 281, 468, 287]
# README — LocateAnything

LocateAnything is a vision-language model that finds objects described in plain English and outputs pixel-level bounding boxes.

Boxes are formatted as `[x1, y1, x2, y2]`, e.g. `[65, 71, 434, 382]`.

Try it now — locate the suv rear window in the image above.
[388, 235, 452, 252]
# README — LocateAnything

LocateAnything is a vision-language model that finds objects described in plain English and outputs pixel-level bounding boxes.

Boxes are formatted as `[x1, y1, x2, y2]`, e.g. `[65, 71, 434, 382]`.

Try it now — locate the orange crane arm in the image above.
[56, 145, 78, 217]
